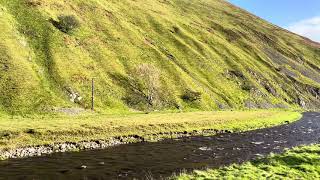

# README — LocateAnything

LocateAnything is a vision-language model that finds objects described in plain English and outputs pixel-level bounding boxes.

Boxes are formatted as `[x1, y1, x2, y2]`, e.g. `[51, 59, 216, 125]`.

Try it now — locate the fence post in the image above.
[91, 78, 94, 111]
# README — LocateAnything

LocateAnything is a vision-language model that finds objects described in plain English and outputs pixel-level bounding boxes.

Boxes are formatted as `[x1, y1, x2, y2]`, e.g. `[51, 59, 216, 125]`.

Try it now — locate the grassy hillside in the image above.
[0, 0, 319, 115]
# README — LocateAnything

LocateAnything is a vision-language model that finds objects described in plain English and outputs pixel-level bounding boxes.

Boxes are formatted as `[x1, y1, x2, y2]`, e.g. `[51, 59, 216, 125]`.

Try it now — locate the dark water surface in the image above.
[0, 112, 320, 180]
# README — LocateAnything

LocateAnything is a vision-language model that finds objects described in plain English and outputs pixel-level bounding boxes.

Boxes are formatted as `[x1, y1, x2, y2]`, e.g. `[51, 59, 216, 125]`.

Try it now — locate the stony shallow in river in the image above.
[0, 112, 319, 180]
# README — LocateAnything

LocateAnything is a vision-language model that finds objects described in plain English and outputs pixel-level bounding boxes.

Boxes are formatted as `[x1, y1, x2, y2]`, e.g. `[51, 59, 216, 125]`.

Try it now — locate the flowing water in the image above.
[0, 112, 320, 180]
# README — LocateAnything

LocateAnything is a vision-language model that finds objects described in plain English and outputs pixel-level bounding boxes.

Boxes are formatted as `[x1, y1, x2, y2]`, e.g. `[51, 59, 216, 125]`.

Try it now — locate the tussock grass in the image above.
[0, 110, 301, 151]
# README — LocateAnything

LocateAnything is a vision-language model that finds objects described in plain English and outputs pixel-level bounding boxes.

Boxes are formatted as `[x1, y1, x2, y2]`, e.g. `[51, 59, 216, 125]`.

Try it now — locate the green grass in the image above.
[0, 0, 319, 115]
[0, 110, 301, 151]
[176, 144, 320, 180]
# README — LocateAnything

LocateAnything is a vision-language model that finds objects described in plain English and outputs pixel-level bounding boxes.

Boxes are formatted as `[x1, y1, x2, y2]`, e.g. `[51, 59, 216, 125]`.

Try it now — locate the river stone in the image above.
[77, 165, 87, 169]
[252, 141, 264, 145]
[199, 147, 212, 151]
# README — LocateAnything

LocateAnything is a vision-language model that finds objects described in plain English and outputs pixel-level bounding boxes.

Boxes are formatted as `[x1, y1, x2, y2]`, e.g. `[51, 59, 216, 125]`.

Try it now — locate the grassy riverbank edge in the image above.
[175, 144, 320, 179]
[0, 110, 301, 157]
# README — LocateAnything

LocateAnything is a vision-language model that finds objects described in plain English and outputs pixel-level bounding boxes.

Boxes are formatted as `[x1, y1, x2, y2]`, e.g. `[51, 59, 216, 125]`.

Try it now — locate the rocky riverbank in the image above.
[0, 129, 230, 160]
[0, 139, 124, 160]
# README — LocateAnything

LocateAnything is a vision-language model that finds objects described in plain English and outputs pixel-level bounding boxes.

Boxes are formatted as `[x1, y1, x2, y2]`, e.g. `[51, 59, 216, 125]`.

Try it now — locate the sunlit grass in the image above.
[0, 110, 301, 151]
[0, 0, 319, 114]
[176, 144, 320, 180]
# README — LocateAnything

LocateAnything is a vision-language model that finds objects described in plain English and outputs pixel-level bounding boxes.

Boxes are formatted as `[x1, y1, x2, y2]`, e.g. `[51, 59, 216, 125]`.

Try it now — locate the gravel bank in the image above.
[0, 129, 229, 160]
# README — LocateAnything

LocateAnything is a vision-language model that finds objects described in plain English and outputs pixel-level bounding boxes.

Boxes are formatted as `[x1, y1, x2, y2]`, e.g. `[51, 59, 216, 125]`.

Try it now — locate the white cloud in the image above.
[287, 16, 320, 43]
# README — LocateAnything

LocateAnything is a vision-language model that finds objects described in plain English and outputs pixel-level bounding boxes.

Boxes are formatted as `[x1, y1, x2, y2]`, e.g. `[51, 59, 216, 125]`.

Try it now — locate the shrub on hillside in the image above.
[181, 89, 202, 102]
[241, 81, 255, 91]
[111, 64, 175, 111]
[51, 15, 80, 33]
[128, 64, 162, 108]
[25, 0, 41, 7]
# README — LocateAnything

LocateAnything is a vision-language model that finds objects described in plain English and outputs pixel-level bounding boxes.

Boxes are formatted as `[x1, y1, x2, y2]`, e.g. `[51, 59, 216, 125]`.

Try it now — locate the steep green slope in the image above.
[0, 0, 319, 115]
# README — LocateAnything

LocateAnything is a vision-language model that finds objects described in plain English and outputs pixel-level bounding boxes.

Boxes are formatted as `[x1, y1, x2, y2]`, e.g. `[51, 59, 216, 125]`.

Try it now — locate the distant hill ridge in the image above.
[0, 0, 319, 115]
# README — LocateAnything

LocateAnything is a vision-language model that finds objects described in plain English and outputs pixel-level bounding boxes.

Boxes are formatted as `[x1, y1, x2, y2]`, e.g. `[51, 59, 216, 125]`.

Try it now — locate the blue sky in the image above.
[229, 0, 320, 42]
